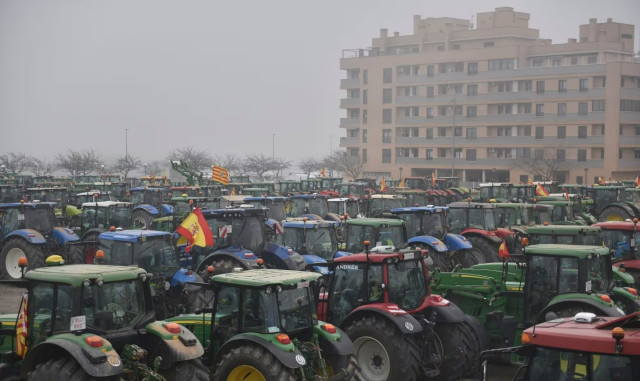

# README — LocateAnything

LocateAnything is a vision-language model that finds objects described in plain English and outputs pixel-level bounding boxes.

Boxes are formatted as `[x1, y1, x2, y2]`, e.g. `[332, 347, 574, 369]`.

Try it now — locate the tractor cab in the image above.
[536, 200, 580, 225]
[99, 174, 123, 182]
[343, 218, 406, 253]
[478, 182, 512, 202]
[511, 184, 536, 203]
[226, 182, 251, 195]
[277, 220, 345, 263]
[243, 196, 288, 222]
[90, 181, 129, 201]
[128, 187, 173, 229]
[321, 177, 342, 190]
[68, 190, 116, 207]
[587, 186, 640, 222]
[558, 183, 589, 197]
[300, 179, 323, 193]
[353, 178, 378, 192]
[169, 185, 201, 198]
[446, 202, 498, 234]
[395, 190, 428, 207]
[0, 202, 58, 239]
[596, 220, 640, 288]
[250, 182, 276, 195]
[71, 175, 102, 184]
[200, 184, 226, 198]
[140, 174, 170, 187]
[494, 203, 537, 229]
[338, 182, 366, 198]
[276, 180, 301, 195]
[327, 197, 362, 218]
[241, 187, 270, 197]
[25, 187, 69, 207]
[403, 177, 427, 190]
[150, 195, 220, 232]
[287, 194, 341, 222]
[362, 194, 406, 218]
[384, 178, 401, 189]
[391, 206, 447, 239]
[77, 201, 133, 240]
[527, 225, 603, 246]
[128, 187, 166, 208]
[229, 175, 251, 183]
[0, 185, 22, 203]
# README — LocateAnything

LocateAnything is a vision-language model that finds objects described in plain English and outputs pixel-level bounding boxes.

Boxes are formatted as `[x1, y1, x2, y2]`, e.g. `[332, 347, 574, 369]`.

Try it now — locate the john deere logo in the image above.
[405, 322, 414, 331]
[107, 355, 121, 367]
[295, 355, 306, 365]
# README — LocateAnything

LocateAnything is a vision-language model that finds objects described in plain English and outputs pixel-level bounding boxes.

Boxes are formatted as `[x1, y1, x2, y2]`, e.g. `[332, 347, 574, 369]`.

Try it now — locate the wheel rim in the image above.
[605, 213, 624, 222]
[228, 365, 267, 381]
[315, 360, 335, 378]
[5, 248, 26, 279]
[353, 336, 390, 381]
[134, 216, 148, 228]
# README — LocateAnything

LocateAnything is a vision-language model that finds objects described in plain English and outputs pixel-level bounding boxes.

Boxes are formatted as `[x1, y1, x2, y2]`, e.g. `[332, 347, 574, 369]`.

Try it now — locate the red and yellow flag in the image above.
[564, 188, 570, 201]
[598, 176, 605, 186]
[535, 183, 549, 196]
[398, 178, 405, 188]
[230, 187, 236, 196]
[380, 177, 387, 192]
[176, 207, 214, 253]
[498, 241, 510, 260]
[212, 166, 230, 185]
[320, 168, 327, 178]
[635, 175, 640, 188]
[527, 178, 534, 185]
[431, 171, 436, 187]
[16, 293, 28, 358]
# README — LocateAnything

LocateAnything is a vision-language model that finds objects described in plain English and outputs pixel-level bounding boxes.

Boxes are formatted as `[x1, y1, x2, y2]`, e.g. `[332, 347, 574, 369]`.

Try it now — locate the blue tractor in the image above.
[287, 194, 342, 222]
[0, 201, 84, 280]
[243, 196, 288, 222]
[128, 187, 174, 228]
[391, 206, 485, 271]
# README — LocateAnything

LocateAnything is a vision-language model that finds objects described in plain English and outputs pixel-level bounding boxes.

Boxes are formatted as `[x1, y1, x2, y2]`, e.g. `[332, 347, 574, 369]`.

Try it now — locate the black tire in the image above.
[598, 206, 633, 222]
[213, 344, 297, 381]
[184, 274, 215, 313]
[324, 354, 363, 381]
[158, 359, 209, 381]
[198, 257, 243, 283]
[133, 209, 154, 229]
[0, 238, 46, 280]
[430, 252, 454, 272]
[466, 236, 500, 263]
[460, 315, 491, 376]
[65, 244, 85, 265]
[27, 356, 118, 381]
[456, 248, 485, 268]
[345, 315, 420, 381]
[432, 322, 475, 381]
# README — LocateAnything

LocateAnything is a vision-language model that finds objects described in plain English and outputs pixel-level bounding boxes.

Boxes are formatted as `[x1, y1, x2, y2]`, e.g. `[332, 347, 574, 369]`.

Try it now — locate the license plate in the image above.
[298, 281, 310, 289]
[404, 252, 414, 260]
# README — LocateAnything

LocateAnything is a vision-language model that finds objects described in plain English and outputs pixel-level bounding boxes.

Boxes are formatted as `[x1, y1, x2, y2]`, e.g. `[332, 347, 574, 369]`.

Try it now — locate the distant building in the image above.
[339, 7, 640, 184]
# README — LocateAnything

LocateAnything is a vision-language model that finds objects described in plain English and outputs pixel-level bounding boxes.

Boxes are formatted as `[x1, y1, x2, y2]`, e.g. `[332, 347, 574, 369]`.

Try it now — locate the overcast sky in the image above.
[1, 0, 638, 167]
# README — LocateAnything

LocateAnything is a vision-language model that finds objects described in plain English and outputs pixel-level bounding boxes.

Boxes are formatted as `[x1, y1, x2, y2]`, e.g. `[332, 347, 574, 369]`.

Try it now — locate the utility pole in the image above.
[450, 92, 457, 177]
[272, 134, 275, 161]
[125, 129, 129, 158]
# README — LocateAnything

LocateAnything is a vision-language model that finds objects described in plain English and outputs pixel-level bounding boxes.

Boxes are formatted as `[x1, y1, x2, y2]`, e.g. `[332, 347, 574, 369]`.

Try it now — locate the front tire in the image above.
[432, 322, 475, 381]
[599, 206, 632, 222]
[158, 359, 208, 381]
[0, 238, 45, 280]
[323, 354, 362, 381]
[133, 210, 154, 229]
[65, 244, 86, 264]
[213, 344, 297, 381]
[466, 236, 500, 263]
[27, 356, 117, 381]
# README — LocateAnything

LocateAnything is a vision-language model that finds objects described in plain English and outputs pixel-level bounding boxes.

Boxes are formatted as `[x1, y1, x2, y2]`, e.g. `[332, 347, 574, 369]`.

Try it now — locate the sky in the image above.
[0, 0, 638, 167]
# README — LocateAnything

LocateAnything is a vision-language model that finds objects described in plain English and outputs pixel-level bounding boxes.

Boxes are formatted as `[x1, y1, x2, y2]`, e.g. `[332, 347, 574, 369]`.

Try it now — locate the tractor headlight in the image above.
[96, 278, 104, 287]
[164, 281, 171, 291]
[265, 286, 272, 295]
[276, 286, 282, 293]
[139, 274, 147, 282]
[83, 279, 91, 288]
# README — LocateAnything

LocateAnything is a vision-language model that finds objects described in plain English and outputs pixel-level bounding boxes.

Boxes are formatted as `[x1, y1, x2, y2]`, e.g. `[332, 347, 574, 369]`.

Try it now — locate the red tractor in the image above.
[403, 177, 448, 206]
[316, 244, 489, 381]
[596, 218, 640, 287]
[445, 201, 506, 262]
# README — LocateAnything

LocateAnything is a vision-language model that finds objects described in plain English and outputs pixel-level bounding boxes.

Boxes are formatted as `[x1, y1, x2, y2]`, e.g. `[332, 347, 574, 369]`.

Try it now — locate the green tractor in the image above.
[151, 195, 220, 232]
[438, 176, 470, 201]
[395, 190, 428, 207]
[535, 200, 587, 225]
[475, 182, 512, 203]
[587, 186, 640, 222]
[167, 269, 361, 381]
[276, 180, 302, 196]
[0, 256, 207, 380]
[0, 185, 23, 203]
[510, 184, 536, 203]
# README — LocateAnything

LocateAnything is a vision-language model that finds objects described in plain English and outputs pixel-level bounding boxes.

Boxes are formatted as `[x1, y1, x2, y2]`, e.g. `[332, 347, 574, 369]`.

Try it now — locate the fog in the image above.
[0, 0, 638, 164]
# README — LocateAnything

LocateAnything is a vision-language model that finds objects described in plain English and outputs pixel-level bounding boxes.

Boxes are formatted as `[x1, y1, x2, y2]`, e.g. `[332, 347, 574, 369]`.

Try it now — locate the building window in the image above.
[619, 149, 623, 159]
[621, 100, 640, 112]
[362, 149, 367, 163]
[396, 148, 419, 158]
[427, 86, 434, 98]
[621, 34, 633, 39]
[571, 57, 578, 65]
[552, 58, 562, 67]
[349, 129, 359, 138]
[578, 102, 588, 115]
[467, 106, 477, 118]
[520, 81, 532, 91]
[576, 176, 583, 185]
[488, 58, 515, 70]
[427, 65, 434, 77]
[348, 89, 360, 99]
[536, 104, 545, 116]
[397, 127, 420, 137]
[592, 100, 606, 112]
[532, 60, 544, 68]
[454, 84, 463, 94]
[383, 109, 392, 123]
[577, 149, 587, 162]
[383, 68, 392, 83]
[521, 126, 531, 136]
[397, 65, 419, 76]
[635, 150, 640, 159]
[363, 70, 368, 85]
[383, 89, 392, 103]
[535, 126, 544, 139]
[404, 106, 419, 117]
[349, 109, 360, 118]
[520, 175, 529, 183]
[558, 80, 567, 93]
[516, 148, 531, 158]
[535, 149, 543, 159]
[427, 108, 434, 119]
[349, 148, 359, 157]
[437, 45, 445, 51]
[382, 129, 392, 143]
[382, 149, 391, 163]
[636, 125, 640, 135]
[466, 149, 477, 161]
[578, 125, 587, 138]
[454, 127, 462, 137]
[484, 41, 495, 47]
[468, 62, 478, 74]
[452, 44, 460, 50]
[362, 128, 367, 142]
[426, 128, 433, 140]
[363, 90, 368, 104]
[363, 110, 368, 124]
[498, 82, 513, 92]
[620, 125, 624, 135]
[557, 126, 566, 139]
[587, 56, 597, 64]
[467, 84, 478, 96]
[579, 79, 588, 91]
[454, 105, 463, 116]
[438, 127, 447, 137]
[557, 149, 565, 162]
[426, 149, 433, 160]
[466, 128, 477, 140]
[558, 103, 567, 116]
[438, 106, 448, 116]
[536, 81, 545, 93]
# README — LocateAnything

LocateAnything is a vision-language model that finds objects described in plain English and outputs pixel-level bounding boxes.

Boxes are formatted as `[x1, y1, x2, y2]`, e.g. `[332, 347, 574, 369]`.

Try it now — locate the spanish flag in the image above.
[536, 183, 549, 196]
[320, 168, 327, 178]
[635, 175, 640, 188]
[527, 178, 534, 185]
[16, 293, 28, 358]
[230, 187, 236, 196]
[176, 207, 214, 253]
[598, 176, 605, 186]
[498, 241, 510, 260]
[212, 165, 230, 185]
[380, 177, 387, 192]
[431, 171, 436, 187]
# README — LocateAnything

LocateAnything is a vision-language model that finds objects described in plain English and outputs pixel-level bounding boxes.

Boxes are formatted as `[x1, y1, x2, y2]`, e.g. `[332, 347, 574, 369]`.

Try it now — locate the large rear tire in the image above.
[0, 238, 45, 280]
[158, 359, 208, 381]
[598, 206, 632, 222]
[460, 315, 491, 376]
[27, 356, 118, 381]
[65, 244, 85, 265]
[198, 257, 244, 283]
[345, 315, 420, 381]
[466, 236, 500, 263]
[323, 354, 363, 381]
[213, 344, 297, 381]
[432, 322, 475, 381]
[82, 233, 101, 264]
[184, 274, 215, 313]
[133, 210, 154, 229]
[456, 248, 485, 268]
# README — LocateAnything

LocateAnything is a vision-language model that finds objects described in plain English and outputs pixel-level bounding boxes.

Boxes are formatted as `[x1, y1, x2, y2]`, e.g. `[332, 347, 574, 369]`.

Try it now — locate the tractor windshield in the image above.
[403, 194, 427, 207]
[370, 198, 404, 216]
[463, 208, 496, 230]
[601, 230, 640, 260]
[378, 225, 405, 248]
[111, 184, 127, 199]
[625, 190, 640, 204]
[586, 254, 610, 293]
[265, 201, 286, 221]
[387, 259, 428, 310]
[404, 179, 426, 190]
[288, 198, 328, 217]
[549, 204, 573, 222]
[423, 213, 446, 238]
[496, 208, 532, 227]
[340, 184, 364, 197]
[0, 187, 21, 202]
[82, 280, 146, 331]
[306, 228, 337, 259]
[526, 347, 637, 381]
[144, 191, 164, 208]
[110, 206, 132, 229]
[129, 192, 144, 205]
[308, 199, 329, 217]
[24, 208, 55, 233]
[231, 216, 267, 253]
[82, 207, 108, 230]
[534, 208, 552, 225]
[328, 201, 359, 217]
[277, 287, 313, 332]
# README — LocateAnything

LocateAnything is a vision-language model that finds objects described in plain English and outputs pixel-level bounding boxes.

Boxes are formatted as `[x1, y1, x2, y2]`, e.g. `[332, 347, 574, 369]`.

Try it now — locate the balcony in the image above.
[621, 87, 640, 98]
[394, 157, 604, 167]
[619, 158, 640, 168]
[339, 118, 360, 128]
[413, 135, 605, 147]
[339, 137, 360, 146]
[621, 112, 640, 123]
[620, 135, 640, 146]
[396, 88, 606, 105]
[340, 98, 360, 107]
[340, 78, 360, 88]
[395, 112, 605, 125]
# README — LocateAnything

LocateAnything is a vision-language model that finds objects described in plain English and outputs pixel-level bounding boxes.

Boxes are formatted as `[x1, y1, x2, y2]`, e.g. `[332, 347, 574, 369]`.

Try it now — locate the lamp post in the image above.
[144, 163, 148, 176]
[100, 164, 105, 175]
[450, 91, 458, 177]
[399, 167, 403, 180]
[272, 134, 275, 162]
[584, 168, 589, 185]
[125, 129, 129, 158]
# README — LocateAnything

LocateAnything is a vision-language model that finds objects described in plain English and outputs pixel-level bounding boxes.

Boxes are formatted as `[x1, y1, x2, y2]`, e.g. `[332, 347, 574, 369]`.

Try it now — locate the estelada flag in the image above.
[320, 168, 327, 178]
[176, 207, 214, 253]
[535, 183, 549, 196]
[431, 171, 436, 187]
[598, 176, 605, 185]
[635, 175, 640, 188]
[527, 178, 534, 185]
[498, 241, 510, 260]
[16, 293, 28, 358]
[380, 177, 387, 192]
[212, 166, 229, 185]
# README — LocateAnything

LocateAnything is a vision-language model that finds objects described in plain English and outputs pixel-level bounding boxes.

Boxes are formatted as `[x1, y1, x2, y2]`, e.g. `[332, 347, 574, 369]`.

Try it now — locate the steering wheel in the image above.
[105, 303, 125, 326]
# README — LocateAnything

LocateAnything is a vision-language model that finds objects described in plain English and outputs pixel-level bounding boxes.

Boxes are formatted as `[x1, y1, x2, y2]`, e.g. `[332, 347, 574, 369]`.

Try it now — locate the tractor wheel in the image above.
[456, 248, 485, 268]
[551, 304, 603, 321]
[65, 244, 85, 265]
[213, 344, 297, 381]
[466, 236, 500, 263]
[322, 354, 363, 381]
[0, 238, 45, 280]
[346, 315, 420, 381]
[598, 206, 632, 222]
[432, 322, 475, 381]
[133, 210, 154, 229]
[158, 359, 209, 381]
[82, 233, 100, 264]
[199, 257, 242, 283]
[27, 356, 118, 381]
[460, 315, 491, 376]
[184, 274, 215, 313]
[429, 252, 454, 272]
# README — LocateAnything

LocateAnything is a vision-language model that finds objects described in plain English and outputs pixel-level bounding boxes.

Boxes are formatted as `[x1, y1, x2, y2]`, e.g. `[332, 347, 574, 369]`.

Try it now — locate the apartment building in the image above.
[339, 7, 640, 184]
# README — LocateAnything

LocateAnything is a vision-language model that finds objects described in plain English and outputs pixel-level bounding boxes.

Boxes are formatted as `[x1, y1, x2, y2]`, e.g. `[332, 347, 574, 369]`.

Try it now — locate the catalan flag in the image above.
[598, 176, 605, 186]
[635, 175, 640, 188]
[16, 293, 28, 357]
[320, 168, 327, 178]
[212, 165, 230, 185]
[398, 178, 405, 188]
[536, 183, 549, 196]
[431, 171, 436, 187]
[176, 207, 214, 253]
[380, 177, 387, 192]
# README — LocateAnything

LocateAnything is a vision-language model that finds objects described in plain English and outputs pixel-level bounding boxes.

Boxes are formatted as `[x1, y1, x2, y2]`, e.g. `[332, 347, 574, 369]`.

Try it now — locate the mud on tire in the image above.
[158, 359, 209, 381]
[0, 238, 46, 280]
[27, 356, 118, 381]
[324, 354, 363, 381]
[213, 344, 297, 381]
[466, 236, 500, 263]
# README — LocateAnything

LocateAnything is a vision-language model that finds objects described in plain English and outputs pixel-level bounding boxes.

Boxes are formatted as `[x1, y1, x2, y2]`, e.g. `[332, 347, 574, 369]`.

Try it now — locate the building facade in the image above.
[339, 7, 640, 184]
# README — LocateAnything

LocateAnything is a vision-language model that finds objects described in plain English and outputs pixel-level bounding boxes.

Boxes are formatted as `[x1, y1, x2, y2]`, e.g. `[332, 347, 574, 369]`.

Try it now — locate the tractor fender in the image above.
[261, 242, 307, 271]
[463, 230, 503, 244]
[422, 301, 467, 323]
[134, 205, 159, 215]
[161, 204, 174, 215]
[81, 228, 106, 241]
[170, 268, 198, 287]
[443, 233, 473, 251]
[450, 187, 470, 195]
[301, 253, 330, 275]
[213, 334, 307, 370]
[408, 236, 448, 252]
[22, 339, 123, 378]
[315, 324, 354, 356]
[601, 204, 637, 219]
[614, 259, 640, 272]
[195, 249, 259, 272]
[340, 304, 424, 334]
[612, 266, 635, 286]
[324, 212, 342, 222]
[144, 321, 205, 369]
[4, 229, 47, 244]
[539, 298, 625, 323]
[51, 227, 80, 244]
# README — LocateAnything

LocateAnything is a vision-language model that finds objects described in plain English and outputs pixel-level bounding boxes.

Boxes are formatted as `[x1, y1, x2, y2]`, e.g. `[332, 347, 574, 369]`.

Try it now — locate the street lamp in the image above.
[449, 90, 458, 178]
[35, 163, 39, 176]
[144, 163, 148, 176]
[584, 168, 589, 185]
[399, 167, 403, 180]
[272, 134, 275, 161]
[100, 164, 105, 175]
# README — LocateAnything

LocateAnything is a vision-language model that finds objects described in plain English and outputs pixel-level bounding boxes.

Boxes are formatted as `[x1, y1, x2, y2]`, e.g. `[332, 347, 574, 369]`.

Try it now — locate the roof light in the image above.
[96, 250, 105, 259]
[45, 255, 65, 266]
[544, 221, 549, 226]
[18, 257, 27, 268]
[109, 226, 116, 232]
[164, 322, 181, 334]
[257, 258, 264, 265]
[521, 237, 529, 246]
[600, 294, 611, 303]
[139, 274, 147, 282]
[96, 278, 104, 287]
[85, 336, 104, 348]
[612, 327, 625, 340]
[276, 334, 290, 345]
[83, 279, 91, 287]
[521, 332, 531, 344]
[322, 324, 337, 334]
[207, 266, 215, 273]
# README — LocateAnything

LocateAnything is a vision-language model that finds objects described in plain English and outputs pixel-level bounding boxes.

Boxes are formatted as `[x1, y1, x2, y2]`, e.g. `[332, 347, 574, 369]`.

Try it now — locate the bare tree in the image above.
[335, 151, 365, 180]
[0, 152, 33, 175]
[54, 149, 104, 175]
[272, 157, 292, 179]
[321, 151, 342, 177]
[212, 154, 244, 174]
[29, 157, 56, 176]
[111, 155, 142, 179]
[166, 147, 213, 171]
[510, 147, 576, 180]
[145, 160, 168, 176]
[244, 153, 275, 180]
[299, 157, 321, 179]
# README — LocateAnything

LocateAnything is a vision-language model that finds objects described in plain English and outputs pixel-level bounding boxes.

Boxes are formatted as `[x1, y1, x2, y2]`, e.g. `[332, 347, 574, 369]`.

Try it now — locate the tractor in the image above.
[492, 203, 544, 255]
[439, 176, 471, 201]
[239, 187, 271, 197]
[300, 178, 324, 193]
[352, 178, 378, 194]
[0, 257, 207, 381]
[315, 244, 488, 381]
[276, 219, 349, 269]
[287, 194, 342, 222]
[320, 177, 343, 193]
[0, 185, 23, 203]
[395, 190, 429, 208]
[337, 182, 366, 198]
[276, 180, 301, 196]
[510, 184, 536, 203]
[327, 197, 362, 219]
[479, 312, 640, 380]
[243, 196, 288, 222]
[476, 182, 512, 203]
[391, 206, 485, 270]
[445, 201, 504, 262]
[360, 194, 405, 218]
[128, 187, 173, 229]
[342, 218, 406, 254]
[0, 202, 85, 280]
[74, 201, 133, 242]
[199, 184, 226, 198]
[250, 181, 276, 195]
[90, 181, 130, 201]
[227, 182, 251, 196]
[536, 200, 587, 225]
[67, 190, 116, 208]
[586, 186, 640, 222]
[151, 195, 219, 233]
[597, 219, 640, 287]
[229, 175, 251, 183]
[166, 269, 361, 381]
[169, 185, 201, 197]
[24, 186, 70, 214]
